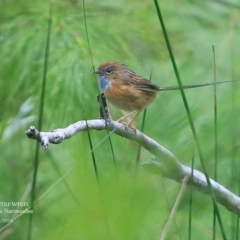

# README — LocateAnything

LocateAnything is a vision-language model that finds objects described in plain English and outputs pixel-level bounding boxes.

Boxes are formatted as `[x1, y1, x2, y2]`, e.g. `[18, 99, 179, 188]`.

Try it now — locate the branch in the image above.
[25, 109, 240, 217]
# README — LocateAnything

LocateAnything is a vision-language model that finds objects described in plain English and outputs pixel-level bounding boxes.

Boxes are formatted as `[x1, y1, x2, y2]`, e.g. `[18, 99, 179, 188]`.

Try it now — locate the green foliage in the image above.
[0, 0, 240, 239]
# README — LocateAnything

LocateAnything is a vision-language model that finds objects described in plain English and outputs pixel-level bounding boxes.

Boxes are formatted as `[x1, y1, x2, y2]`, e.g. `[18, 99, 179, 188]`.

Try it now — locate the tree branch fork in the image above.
[25, 108, 240, 217]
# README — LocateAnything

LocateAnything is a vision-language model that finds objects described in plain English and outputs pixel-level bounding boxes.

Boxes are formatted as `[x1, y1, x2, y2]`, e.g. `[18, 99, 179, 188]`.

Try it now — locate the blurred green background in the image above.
[1, 0, 240, 239]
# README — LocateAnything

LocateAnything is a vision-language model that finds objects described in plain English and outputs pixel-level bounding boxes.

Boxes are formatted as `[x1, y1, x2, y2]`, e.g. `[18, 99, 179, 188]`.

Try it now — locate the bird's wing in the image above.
[123, 75, 159, 92]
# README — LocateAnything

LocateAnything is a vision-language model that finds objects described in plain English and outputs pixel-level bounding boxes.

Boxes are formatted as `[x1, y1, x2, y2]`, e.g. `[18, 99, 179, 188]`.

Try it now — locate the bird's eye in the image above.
[105, 66, 113, 74]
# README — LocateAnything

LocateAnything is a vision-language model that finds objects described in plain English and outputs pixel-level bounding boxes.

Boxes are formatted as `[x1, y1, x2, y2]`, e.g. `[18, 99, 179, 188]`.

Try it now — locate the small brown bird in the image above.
[94, 61, 238, 127]
[94, 61, 160, 127]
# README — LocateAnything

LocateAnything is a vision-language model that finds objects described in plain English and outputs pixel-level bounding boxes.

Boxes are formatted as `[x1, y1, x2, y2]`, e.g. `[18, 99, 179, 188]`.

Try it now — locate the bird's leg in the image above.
[127, 110, 141, 127]
[117, 110, 138, 123]
[117, 110, 142, 128]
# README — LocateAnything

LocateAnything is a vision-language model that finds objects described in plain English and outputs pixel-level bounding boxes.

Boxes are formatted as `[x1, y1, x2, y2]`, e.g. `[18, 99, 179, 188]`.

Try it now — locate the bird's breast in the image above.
[104, 82, 157, 112]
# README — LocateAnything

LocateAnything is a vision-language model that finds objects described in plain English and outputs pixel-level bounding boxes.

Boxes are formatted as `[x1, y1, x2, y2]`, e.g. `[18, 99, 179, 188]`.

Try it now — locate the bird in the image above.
[93, 61, 239, 127]
[93, 61, 160, 127]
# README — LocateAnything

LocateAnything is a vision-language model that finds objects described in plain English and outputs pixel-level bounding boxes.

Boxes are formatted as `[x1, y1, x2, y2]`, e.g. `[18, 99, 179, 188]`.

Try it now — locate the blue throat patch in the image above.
[98, 75, 112, 93]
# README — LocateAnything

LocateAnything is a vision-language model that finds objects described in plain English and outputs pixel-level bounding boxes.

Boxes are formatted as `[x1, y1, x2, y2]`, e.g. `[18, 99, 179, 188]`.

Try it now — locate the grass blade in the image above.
[28, 2, 52, 240]
[153, 1, 226, 239]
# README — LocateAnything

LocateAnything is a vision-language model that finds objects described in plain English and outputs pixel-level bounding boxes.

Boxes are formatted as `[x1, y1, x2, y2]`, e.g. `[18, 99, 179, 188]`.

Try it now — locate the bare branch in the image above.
[25, 111, 240, 217]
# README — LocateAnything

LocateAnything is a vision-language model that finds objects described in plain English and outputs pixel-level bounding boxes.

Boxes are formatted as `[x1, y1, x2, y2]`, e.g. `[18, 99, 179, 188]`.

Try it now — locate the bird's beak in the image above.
[92, 69, 101, 74]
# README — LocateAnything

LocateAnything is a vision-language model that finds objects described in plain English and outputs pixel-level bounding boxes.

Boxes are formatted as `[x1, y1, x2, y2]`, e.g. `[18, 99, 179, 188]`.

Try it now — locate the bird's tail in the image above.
[158, 80, 240, 91]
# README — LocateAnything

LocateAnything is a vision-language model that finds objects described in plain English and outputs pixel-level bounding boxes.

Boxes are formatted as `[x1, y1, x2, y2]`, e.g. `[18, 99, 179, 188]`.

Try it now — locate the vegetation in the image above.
[0, 0, 240, 239]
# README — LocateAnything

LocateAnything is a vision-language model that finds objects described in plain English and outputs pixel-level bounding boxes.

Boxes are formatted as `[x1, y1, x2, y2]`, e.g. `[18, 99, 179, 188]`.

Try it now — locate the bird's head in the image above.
[93, 61, 135, 93]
